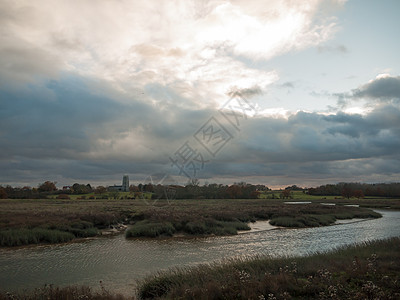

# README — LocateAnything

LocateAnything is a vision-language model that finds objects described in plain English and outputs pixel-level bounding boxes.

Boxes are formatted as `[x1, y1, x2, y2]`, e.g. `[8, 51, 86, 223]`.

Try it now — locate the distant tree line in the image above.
[0, 181, 270, 200]
[307, 182, 400, 198]
[0, 181, 96, 199]
[1, 181, 399, 200]
[134, 182, 270, 200]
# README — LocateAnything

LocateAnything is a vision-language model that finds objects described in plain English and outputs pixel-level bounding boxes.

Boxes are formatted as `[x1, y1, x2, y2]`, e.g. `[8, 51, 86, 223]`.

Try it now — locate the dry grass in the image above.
[138, 238, 400, 299]
[0, 284, 132, 300]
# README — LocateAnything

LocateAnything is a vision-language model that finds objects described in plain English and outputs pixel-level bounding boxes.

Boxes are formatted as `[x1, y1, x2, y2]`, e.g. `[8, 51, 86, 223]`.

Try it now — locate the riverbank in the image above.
[137, 237, 400, 299]
[0, 198, 392, 246]
[1, 237, 398, 299]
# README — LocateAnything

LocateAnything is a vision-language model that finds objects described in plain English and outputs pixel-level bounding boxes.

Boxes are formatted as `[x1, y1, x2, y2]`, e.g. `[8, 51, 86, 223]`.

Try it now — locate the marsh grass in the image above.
[138, 238, 400, 299]
[269, 214, 337, 227]
[0, 198, 386, 245]
[126, 221, 176, 238]
[0, 284, 131, 300]
[0, 228, 74, 247]
[125, 219, 251, 238]
[0, 221, 99, 247]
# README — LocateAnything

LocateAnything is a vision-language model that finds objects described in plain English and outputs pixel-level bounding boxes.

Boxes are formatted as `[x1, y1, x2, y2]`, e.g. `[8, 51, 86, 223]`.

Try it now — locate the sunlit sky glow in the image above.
[1, 0, 399, 188]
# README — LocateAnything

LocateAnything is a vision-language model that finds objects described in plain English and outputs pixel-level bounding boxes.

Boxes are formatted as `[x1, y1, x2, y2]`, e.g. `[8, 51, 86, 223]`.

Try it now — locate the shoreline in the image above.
[0, 214, 382, 249]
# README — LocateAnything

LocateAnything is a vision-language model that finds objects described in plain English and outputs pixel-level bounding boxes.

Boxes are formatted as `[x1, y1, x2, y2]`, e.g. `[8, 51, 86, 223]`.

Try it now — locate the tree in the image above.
[341, 185, 353, 199]
[94, 186, 107, 194]
[227, 185, 242, 199]
[281, 189, 292, 199]
[71, 183, 92, 194]
[0, 186, 7, 199]
[38, 181, 57, 193]
[129, 185, 139, 193]
[353, 190, 364, 199]
[144, 183, 154, 193]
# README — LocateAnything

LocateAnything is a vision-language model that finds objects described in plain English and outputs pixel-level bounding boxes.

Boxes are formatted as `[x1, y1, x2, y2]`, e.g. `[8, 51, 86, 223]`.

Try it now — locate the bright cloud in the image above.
[0, 0, 340, 104]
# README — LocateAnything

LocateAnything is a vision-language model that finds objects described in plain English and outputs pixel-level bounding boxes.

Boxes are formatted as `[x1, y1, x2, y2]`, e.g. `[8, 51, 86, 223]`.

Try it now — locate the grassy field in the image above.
[1, 238, 399, 299]
[1, 196, 397, 246]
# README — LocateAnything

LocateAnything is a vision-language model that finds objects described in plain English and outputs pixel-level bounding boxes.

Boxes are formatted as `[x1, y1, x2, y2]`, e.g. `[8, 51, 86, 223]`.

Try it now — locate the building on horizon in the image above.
[108, 175, 129, 192]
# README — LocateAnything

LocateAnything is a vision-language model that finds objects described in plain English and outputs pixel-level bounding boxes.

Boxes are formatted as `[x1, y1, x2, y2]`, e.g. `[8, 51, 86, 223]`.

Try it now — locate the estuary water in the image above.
[1, 209, 399, 295]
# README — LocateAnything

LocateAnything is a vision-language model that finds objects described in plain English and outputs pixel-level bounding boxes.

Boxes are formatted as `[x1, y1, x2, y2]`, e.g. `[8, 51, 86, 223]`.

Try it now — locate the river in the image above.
[1, 209, 399, 296]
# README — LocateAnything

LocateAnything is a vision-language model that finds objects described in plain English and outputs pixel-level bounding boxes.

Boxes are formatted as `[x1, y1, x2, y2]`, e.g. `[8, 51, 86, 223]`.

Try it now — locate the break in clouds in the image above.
[0, 0, 399, 187]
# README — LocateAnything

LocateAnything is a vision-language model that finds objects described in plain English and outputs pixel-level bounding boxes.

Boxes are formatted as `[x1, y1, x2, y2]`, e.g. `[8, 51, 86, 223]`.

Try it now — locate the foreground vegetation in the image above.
[0, 284, 130, 300]
[138, 238, 400, 299]
[0, 197, 391, 246]
[1, 238, 398, 299]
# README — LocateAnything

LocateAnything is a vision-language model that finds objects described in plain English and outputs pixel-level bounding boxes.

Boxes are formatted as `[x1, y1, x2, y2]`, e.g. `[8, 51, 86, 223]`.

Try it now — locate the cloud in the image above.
[1, 76, 399, 186]
[227, 85, 263, 98]
[211, 103, 400, 178]
[317, 44, 348, 54]
[0, 75, 218, 174]
[280, 82, 295, 89]
[0, 0, 340, 100]
[3, 1, 398, 188]
[352, 74, 400, 101]
[332, 74, 400, 111]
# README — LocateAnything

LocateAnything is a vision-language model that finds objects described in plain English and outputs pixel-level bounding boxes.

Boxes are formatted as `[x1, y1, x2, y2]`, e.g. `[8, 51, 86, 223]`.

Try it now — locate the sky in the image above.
[1, 0, 399, 189]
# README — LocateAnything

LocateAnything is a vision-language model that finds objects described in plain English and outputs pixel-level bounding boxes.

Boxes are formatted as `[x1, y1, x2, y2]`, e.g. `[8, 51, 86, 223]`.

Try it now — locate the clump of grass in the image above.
[0, 220, 100, 247]
[126, 221, 176, 238]
[47, 221, 98, 238]
[269, 214, 337, 227]
[182, 219, 249, 235]
[0, 228, 74, 247]
[137, 238, 400, 299]
[352, 209, 382, 219]
[126, 219, 250, 238]
[269, 207, 381, 228]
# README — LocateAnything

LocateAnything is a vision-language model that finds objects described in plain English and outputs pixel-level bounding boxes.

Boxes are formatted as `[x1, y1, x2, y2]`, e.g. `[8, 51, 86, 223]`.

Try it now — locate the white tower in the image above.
[122, 175, 129, 192]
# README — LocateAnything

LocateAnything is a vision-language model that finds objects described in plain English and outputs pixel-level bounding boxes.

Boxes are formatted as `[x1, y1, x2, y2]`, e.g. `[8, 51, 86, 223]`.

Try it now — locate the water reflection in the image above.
[0, 210, 399, 296]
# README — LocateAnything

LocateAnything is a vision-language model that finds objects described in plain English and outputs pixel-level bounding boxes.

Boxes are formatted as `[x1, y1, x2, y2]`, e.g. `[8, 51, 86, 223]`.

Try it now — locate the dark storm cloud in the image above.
[0, 75, 214, 161]
[0, 75, 216, 185]
[0, 77, 135, 159]
[352, 75, 400, 101]
[1, 73, 400, 187]
[197, 104, 400, 182]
